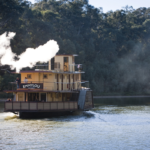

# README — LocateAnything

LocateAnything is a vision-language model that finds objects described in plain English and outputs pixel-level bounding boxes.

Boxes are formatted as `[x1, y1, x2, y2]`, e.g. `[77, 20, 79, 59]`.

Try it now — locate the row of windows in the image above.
[25, 74, 80, 80]
[26, 74, 49, 79]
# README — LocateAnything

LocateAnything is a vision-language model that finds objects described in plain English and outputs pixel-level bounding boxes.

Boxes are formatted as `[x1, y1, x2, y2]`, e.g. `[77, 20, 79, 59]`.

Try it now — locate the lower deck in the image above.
[15, 92, 79, 102]
[5, 101, 78, 112]
[4, 90, 94, 113]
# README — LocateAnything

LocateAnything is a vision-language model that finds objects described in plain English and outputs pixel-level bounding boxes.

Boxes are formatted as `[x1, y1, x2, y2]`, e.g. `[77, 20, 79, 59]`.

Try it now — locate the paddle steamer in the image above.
[4, 54, 94, 118]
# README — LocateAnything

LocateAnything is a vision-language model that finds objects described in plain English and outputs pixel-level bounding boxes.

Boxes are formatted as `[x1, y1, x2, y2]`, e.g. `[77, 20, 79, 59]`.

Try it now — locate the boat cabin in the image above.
[4, 54, 93, 115]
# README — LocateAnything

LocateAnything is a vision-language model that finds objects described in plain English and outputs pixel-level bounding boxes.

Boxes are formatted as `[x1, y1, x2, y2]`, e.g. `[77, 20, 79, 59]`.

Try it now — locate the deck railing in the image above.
[33, 63, 83, 73]
[9, 81, 89, 91]
[5, 101, 78, 112]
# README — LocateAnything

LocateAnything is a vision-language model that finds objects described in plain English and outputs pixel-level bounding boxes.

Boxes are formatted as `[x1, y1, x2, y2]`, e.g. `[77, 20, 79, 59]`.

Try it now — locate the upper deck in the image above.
[48, 54, 84, 73]
[5, 54, 89, 93]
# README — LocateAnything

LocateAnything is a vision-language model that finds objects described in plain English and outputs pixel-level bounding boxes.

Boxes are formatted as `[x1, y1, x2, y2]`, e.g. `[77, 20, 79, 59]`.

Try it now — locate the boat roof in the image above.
[56, 54, 78, 56]
[12, 70, 84, 74]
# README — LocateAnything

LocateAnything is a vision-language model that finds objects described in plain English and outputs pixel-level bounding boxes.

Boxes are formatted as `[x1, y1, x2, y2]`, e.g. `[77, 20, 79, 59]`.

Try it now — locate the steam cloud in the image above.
[0, 32, 59, 72]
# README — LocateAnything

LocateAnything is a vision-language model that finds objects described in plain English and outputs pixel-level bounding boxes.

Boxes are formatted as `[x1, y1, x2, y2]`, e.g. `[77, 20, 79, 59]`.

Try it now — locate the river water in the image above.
[0, 100, 150, 150]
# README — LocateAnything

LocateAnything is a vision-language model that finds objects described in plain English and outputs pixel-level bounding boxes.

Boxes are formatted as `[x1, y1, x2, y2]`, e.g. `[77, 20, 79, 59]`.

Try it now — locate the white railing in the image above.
[14, 81, 89, 91]
[69, 64, 83, 72]
[10, 80, 89, 91]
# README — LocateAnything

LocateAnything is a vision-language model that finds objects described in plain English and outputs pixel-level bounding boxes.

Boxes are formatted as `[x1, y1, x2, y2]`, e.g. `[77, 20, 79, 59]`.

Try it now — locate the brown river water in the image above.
[0, 99, 150, 150]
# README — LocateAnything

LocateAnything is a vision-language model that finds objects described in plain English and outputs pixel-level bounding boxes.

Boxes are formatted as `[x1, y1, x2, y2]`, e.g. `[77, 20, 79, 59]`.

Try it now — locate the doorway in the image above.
[64, 57, 69, 72]
[41, 93, 46, 102]
[28, 93, 39, 102]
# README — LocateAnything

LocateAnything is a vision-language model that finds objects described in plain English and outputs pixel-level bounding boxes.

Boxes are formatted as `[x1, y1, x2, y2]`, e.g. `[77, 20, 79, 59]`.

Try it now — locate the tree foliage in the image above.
[1, 0, 150, 95]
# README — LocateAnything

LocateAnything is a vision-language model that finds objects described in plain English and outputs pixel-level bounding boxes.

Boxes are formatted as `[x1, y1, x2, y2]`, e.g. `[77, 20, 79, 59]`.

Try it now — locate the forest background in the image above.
[0, 0, 150, 96]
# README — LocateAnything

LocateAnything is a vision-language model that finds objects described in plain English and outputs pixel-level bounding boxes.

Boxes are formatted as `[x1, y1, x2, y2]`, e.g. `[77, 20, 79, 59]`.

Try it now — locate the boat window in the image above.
[43, 74, 48, 79]
[27, 74, 32, 79]
[55, 93, 59, 99]
[18, 93, 24, 101]
[41, 93, 46, 102]
[64, 57, 69, 71]
[54, 62, 60, 69]
[64, 57, 68, 63]
[28, 93, 39, 102]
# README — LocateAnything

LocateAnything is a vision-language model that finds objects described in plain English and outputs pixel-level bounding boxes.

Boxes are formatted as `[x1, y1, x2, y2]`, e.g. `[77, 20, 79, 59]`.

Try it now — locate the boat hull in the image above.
[19, 111, 75, 118]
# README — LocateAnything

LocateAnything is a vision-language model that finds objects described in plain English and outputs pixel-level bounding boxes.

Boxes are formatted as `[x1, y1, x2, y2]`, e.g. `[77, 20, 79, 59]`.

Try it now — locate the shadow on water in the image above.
[18, 110, 96, 119]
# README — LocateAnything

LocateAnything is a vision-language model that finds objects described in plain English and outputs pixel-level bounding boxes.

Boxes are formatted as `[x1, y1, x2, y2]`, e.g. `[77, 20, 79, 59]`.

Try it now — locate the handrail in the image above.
[20, 81, 83, 83]
[8, 81, 89, 91]
[69, 63, 83, 72]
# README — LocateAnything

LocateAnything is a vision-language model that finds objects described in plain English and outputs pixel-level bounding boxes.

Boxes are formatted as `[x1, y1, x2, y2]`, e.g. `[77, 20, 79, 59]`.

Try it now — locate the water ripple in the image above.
[0, 104, 150, 150]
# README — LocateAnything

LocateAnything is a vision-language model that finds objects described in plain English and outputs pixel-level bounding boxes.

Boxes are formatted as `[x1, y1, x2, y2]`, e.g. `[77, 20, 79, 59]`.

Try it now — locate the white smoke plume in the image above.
[0, 32, 59, 72]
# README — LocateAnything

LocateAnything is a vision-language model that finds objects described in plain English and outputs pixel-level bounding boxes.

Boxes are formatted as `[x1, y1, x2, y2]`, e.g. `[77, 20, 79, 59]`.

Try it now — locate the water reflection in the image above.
[0, 99, 150, 150]
[94, 97, 150, 106]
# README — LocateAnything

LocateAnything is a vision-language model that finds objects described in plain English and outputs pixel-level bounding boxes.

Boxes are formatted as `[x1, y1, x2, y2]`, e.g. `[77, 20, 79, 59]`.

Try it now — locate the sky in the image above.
[29, 0, 150, 13]
[88, 0, 150, 13]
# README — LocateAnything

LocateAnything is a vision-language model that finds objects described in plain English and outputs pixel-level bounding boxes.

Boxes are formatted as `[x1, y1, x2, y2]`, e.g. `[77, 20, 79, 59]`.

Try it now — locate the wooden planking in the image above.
[51, 103, 57, 109]
[58, 102, 63, 109]
[44, 103, 50, 110]
[21, 103, 28, 110]
[30, 103, 37, 110]
[5, 103, 12, 110]
[69, 102, 74, 109]
[5, 101, 78, 111]
[64, 103, 69, 109]
[38, 103, 43, 110]
[13, 103, 20, 109]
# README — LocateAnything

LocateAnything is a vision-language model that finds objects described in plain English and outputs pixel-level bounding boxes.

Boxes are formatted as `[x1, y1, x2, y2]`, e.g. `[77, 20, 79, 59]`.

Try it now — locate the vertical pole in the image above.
[57, 74, 59, 91]
[43, 72, 44, 90]
[62, 74, 63, 91]
[69, 74, 70, 90]
[73, 74, 74, 90]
